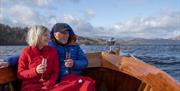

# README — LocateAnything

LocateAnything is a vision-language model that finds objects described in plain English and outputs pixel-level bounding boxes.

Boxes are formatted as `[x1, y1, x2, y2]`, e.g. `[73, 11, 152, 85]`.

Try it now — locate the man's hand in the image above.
[0, 59, 9, 69]
[64, 59, 74, 68]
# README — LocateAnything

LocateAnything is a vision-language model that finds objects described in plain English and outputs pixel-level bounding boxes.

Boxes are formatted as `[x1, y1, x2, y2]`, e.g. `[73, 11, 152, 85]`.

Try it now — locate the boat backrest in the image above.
[0, 67, 17, 85]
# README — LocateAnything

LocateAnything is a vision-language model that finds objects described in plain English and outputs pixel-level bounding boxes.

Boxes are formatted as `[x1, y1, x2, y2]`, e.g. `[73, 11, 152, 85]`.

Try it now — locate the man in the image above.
[0, 23, 88, 81]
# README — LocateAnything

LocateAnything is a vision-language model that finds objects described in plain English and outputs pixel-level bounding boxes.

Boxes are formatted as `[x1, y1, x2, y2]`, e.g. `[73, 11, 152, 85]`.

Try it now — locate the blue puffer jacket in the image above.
[4, 23, 88, 82]
[48, 41, 88, 81]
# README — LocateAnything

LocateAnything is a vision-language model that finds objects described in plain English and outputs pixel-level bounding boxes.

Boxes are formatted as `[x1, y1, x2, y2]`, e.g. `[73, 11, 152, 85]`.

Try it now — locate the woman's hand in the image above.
[36, 63, 46, 74]
[64, 59, 74, 68]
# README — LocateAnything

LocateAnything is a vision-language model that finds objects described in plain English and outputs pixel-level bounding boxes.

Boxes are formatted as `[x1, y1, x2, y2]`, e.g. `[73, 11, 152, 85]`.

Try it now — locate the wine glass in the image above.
[64, 52, 71, 75]
[39, 58, 47, 82]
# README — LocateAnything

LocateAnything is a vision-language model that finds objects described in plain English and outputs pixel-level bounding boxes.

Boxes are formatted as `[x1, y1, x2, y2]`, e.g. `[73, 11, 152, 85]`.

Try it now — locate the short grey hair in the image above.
[26, 25, 49, 46]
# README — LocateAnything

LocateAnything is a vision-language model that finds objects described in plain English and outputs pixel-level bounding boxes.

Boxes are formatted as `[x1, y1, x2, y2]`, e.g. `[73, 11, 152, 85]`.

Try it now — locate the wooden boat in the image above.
[0, 52, 180, 91]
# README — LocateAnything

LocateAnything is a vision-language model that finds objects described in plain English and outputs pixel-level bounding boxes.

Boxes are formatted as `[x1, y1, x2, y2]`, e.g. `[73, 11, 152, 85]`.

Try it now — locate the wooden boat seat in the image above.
[0, 67, 17, 91]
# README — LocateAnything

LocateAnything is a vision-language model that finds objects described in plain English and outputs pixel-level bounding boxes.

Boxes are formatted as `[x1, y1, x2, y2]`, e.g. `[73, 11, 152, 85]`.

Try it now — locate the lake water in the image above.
[0, 45, 180, 82]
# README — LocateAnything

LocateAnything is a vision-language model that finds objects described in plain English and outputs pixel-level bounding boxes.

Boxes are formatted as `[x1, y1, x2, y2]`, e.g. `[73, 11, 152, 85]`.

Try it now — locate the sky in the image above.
[0, 0, 180, 39]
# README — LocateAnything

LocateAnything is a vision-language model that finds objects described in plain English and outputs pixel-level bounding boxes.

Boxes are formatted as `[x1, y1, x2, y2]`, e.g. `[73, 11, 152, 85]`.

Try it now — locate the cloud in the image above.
[0, 4, 53, 27]
[68, 0, 80, 3]
[0, 0, 49, 6]
[51, 0, 81, 4]
[110, 11, 180, 38]
[58, 0, 80, 3]
[10, 5, 38, 21]
[9, 5, 44, 26]
[0, 0, 81, 27]
[114, 13, 179, 32]
[48, 16, 57, 26]
[32, 0, 81, 6]
[61, 15, 95, 36]
[60, 11, 180, 39]
[60, 15, 118, 37]
[84, 9, 95, 19]
[33, 0, 50, 6]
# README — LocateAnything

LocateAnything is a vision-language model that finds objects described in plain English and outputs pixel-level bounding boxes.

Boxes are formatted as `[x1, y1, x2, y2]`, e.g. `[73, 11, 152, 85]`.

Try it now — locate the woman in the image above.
[17, 25, 59, 91]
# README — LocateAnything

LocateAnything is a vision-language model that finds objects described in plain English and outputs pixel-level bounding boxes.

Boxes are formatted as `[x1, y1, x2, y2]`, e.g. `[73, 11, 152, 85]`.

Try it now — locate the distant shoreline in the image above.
[1, 23, 180, 45]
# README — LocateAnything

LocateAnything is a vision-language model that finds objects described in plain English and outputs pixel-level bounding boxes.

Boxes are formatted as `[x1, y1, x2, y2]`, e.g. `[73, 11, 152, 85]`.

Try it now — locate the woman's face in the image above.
[39, 31, 49, 46]
[54, 30, 69, 44]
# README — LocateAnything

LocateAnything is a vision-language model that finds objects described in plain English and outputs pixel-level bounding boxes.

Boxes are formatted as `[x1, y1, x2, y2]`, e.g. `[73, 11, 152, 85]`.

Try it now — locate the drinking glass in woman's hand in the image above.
[41, 58, 47, 72]
[36, 59, 47, 74]
[38, 58, 47, 82]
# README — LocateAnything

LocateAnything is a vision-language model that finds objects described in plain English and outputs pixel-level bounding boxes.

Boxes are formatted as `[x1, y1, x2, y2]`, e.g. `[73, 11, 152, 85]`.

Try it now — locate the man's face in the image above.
[54, 30, 69, 44]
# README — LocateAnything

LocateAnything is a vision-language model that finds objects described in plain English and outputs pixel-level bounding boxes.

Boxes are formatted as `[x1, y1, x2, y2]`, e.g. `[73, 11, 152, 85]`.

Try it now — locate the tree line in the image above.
[0, 23, 107, 45]
[0, 23, 28, 45]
